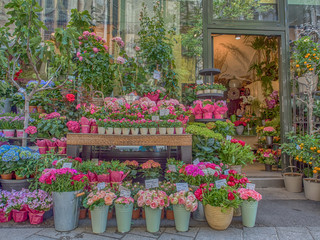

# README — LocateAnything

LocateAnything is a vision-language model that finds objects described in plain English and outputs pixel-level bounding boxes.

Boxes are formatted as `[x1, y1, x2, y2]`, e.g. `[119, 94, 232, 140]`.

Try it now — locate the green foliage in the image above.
[219, 140, 255, 166]
[164, 158, 185, 183]
[35, 118, 68, 140]
[206, 121, 235, 137]
[202, 187, 242, 210]
[67, 9, 92, 34]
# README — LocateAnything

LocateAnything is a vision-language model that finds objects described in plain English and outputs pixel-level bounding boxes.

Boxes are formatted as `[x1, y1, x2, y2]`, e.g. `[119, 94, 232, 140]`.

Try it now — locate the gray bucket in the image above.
[192, 202, 206, 221]
[0, 98, 12, 113]
[53, 191, 80, 231]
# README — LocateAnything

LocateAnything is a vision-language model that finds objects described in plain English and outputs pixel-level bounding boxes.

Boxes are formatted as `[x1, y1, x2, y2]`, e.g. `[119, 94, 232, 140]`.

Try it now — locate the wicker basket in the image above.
[204, 205, 233, 230]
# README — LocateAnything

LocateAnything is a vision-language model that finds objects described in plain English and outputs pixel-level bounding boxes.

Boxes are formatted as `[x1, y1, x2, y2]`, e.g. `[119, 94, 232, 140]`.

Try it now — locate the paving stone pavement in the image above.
[0, 226, 319, 240]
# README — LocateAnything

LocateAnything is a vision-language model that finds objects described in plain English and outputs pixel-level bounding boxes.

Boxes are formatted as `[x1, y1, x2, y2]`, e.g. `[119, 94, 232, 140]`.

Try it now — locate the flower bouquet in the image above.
[114, 197, 135, 233]
[261, 126, 277, 136]
[140, 160, 162, 180]
[213, 101, 228, 119]
[192, 101, 203, 119]
[36, 139, 47, 154]
[202, 100, 215, 119]
[238, 188, 262, 227]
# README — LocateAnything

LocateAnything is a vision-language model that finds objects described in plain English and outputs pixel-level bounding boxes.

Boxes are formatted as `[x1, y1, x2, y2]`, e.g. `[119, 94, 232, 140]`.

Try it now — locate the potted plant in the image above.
[39, 168, 88, 231]
[234, 121, 247, 135]
[120, 119, 131, 135]
[166, 120, 175, 135]
[158, 120, 167, 135]
[97, 119, 106, 134]
[261, 126, 277, 145]
[139, 120, 148, 135]
[129, 182, 144, 219]
[256, 148, 278, 171]
[136, 189, 170, 232]
[113, 120, 122, 135]
[0, 190, 12, 223]
[83, 188, 117, 234]
[169, 191, 198, 232]
[195, 84, 205, 95]
[213, 101, 228, 119]
[123, 160, 139, 181]
[130, 120, 140, 135]
[14, 117, 25, 138]
[147, 120, 158, 135]
[10, 189, 29, 223]
[203, 84, 210, 94]
[238, 188, 262, 228]
[115, 197, 134, 233]
[140, 160, 162, 180]
[174, 121, 183, 134]
[0, 148, 16, 180]
[105, 119, 114, 135]
[202, 100, 215, 119]
[1, 116, 15, 137]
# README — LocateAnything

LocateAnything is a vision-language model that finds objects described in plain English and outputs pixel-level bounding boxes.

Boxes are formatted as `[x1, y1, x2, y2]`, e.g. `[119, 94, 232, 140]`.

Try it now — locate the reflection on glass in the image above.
[212, 0, 278, 21]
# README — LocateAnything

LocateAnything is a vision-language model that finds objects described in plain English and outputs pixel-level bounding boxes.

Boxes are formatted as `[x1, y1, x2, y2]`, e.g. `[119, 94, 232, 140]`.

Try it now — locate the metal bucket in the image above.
[53, 191, 80, 232]
[192, 202, 206, 221]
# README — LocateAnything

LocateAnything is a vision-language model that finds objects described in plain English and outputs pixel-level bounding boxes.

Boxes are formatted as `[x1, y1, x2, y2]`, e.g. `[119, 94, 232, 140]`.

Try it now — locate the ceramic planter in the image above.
[236, 125, 244, 135]
[106, 127, 113, 135]
[167, 128, 174, 135]
[140, 128, 148, 135]
[149, 128, 157, 135]
[122, 128, 130, 135]
[173, 204, 191, 232]
[159, 128, 167, 135]
[145, 206, 161, 233]
[241, 201, 258, 227]
[175, 127, 183, 135]
[16, 130, 24, 138]
[131, 128, 139, 135]
[98, 127, 106, 134]
[283, 173, 303, 193]
[3, 129, 15, 137]
[114, 128, 122, 135]
[204, 205, 233, 230]
[303, 178, 320, 201]
[115, 203, 133, 233]
[91, 205, 109, 233]
[204, 89, 211, 94]
[196, 90, 204, 95]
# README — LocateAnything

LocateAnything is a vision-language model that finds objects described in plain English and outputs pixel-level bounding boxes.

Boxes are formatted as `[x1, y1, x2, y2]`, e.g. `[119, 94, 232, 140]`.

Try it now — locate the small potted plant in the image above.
[203, 84, 210, 94]
[123, 160, 139, 181]
[115, 197, 134, 233]
[0, 190, 12, 223]
[256, 148, 277, 171]
[195, 84, 205, 95]
[158, 120, 167, 135]
[213, 100, 228, 119]
[113, 120, 122, 135]
[105, 119, 114, 135]
[166, 120, 175, 135]
[97, 119, 106, 134]
[0, 132, 8, 147]
[14, 117, 25, 138]
[261, 126, 277, 145]
[234, 120, 247, 135]
[1, 117, 15, 138]
[140, 160, 162, 180]
[174, 121, 183, 135]
[130, 120, 140, 135]
[202, 100, 215, 119]
[10, 189, 29, 223]
[139, 119, 148, 135]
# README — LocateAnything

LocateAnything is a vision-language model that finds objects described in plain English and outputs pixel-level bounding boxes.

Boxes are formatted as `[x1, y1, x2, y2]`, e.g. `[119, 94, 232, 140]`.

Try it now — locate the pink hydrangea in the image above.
[25, 126, 37, 135]
[238, 188, 262, 201]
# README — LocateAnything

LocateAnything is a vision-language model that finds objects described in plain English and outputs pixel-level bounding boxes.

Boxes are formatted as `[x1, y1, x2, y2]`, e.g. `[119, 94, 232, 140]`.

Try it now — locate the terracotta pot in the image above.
[88, 209, 91, 219]
[204, 205, 233, 230]
[15, 175, 26, 180]
[108, 209, 113, 220]
[161, 208, 164, 219]
[1, 173, 13, 180]
[29, 106, 37, 114]
[79, 208, 87, 219]
[132, 208, 140, 219]
[166, 209, 174, 220]
[37, 106, 46, 113]
[142, 209, 146, 219]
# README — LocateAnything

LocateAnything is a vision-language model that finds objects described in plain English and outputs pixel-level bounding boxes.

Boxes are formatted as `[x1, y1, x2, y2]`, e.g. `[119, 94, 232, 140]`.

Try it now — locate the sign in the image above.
[176, 183, 189, 192]
[196, 80, 203, 85]
[193, 158, 200, 165]
[226, 135, 232, 141]
[160, 109, 170, 116]
[246, 183, 256, 190]
[215, 179, 227, 189]
[119, 186, 131, 197]
[152, 115, 160, 121]
[62, 163, 72, 169]
[224, 169, 230, 175]
[97, 182, 106, 191]
[153, 70, 161, 80]
[168, 164, 177, 172]
[145, 179, 159, 189]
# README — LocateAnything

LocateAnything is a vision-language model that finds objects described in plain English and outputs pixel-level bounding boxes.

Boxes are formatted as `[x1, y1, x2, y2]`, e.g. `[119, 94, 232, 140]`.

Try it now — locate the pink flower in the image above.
[135, 46, 140, 51]
[25, 126, 37, 135]
[103, 45, 109, 51]
[93, 47, 99, 53]
[117, 56, 126, 64]
[52, 160, 58, 166]
[79, 56, 83, 61]
[76, 52, 81, 58]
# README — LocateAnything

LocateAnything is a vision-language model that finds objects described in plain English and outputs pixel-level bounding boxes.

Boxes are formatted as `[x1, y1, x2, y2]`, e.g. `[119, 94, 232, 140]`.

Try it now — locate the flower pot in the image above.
[15, 175, 26, 180]
[264, 164, 272, 172]
[0, 178, 30, 191]
[175, 127, 183, 135]
[166, 209, 174, 220]
[3, 129, 15, 137]
[91, 205, 109, 234]
[233, 206, 242, 217]
[211, 89, 218, 93]
[241, 201, 258, 227]
[1, 173, 13, 180]
[131, 128, 139, 135]
[115, 203, 133, 233]
[98, 127, 106, 134]
[140, 128, 148, 135]
[38, 146, 47, 154]
[81, 125, 90, 133]
[204, 205, 233, 230]
[52, 191, 80, 231]
[114, 128, 122, 135]
[203, 113, 213, 119]
[196, 90, 204, 95]
[37, 106, 46, 114]
[145, 206, 161, 233]
[0, 210, 11, 223]
[195, 114, 203, 120]
[132, 208, 140, 219]
[108, 209, 113, 220]
[91, 125, 98, 134]
[142, 209, 145, 219]
[48, 146, 56, 153]
[283, 173, 303, 193]
[214, 114, 223, 119]
[16, 130, 24, 138]
[12, 209, 28, 223]
[173, 204, 191, 232]
[29, 211, 45, 224]
[192, 201, 206, 221]
[88, 210, 91, 219]
[230, 165, 242, 174]
[303, 178, 320, 201]
[149, 128, 157, 135]
[167, 128, 174, 135]
[159, 128, 167, 135]
[236, 125, 244, 135]
[106, 127, 113, 135]
[266, 136, 273, 146]
[122, 128, 130, 135]
[161, 208, 164, 219]
[29, 106, 37, 114]
[204, 89, 211, 94]
[79, 208, 87, 219]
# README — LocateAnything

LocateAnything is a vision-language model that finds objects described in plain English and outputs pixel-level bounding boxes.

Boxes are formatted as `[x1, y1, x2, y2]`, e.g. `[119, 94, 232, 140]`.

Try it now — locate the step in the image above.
[249, 177, 284, 188]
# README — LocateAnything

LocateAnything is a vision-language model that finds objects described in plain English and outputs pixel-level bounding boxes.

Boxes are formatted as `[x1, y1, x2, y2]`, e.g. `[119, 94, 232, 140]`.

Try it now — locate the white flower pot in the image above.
[204, 89, 211, 94]
[106, 127, 113, 135]
[131, 128, 139, 135]
[175, 127, 183, 135]
[196, 90, 204, 95]
[140, 128, 148, 135]
[236, 126, 244, 135]
[114, 128, 122, 135]
[159, 128, 167, 135]
[122, 128, 130, 135]
[210, 89, 217, 93]
[149, 128, 157, 135]
[98, 127, 105, 134]
[167, 128, 174, 135]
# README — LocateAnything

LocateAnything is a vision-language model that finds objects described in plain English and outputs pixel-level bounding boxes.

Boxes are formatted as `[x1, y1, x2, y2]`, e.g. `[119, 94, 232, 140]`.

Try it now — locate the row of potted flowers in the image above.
[195, 83, 227, 95]
[191, 100, 228, 119]
[0, 116, 25, 138]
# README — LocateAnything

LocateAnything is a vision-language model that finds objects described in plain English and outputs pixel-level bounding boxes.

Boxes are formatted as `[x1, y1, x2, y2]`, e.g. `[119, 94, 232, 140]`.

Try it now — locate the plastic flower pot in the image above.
[98, 127, 106, 134]
[236, 126, 244, 135]
[106, 127, 114, 135]
[173, 204, 191, 232]
[241, 201, 258, 227]
[203, 113, 213, 119]
[114, 128, 122, 135]
[81, 125, 90, 133]
[131, 128, 139, 135]
[132, 208, 140, 219]
[159, 128, 167, 135]
[145, 206, 161, 233]
[53, 191, 80, 232]
[115, 203, 133, 233]
[29, 211, 45, 225]
[204, 205, 233, 230]
[91, 205, 109, 234]
[122, 128, 130, 135]
[167, 128, 174, 135]
[1, 173, 13, 180]
[196, 90, 204, 95]
[16, 130, 24, 138]
[0, 210, 11, 223]
[283, 173, 303, 193]
[3, 129, 15, 137]
[38, 147, 47, 154]
[149, 128, 157, 135]
[192, 201, 206, 221]
[166, 209, 174, 220]
[12, 209, 28, 223]
[175, 127, 183, 135]
[140, 128, 148, 135]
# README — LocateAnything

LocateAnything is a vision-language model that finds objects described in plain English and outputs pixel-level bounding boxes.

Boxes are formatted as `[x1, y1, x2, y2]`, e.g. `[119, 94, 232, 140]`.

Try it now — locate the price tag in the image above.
[160, 109, 170, 116]
[119, 186, 131, 197]
[226, 135, 232, 141]
[246, 183, 256, 190]
[153, 70, 161, 80]
[196, 80, 203, 85]
[152, 116, 160, 121]
[97, 182, 106, 191]
[118, 99, 124, 106]
[296, 145, 301, 150]
[224, 169, 230, 175]
[215, 179, 227, 189]
[145, 179, 159, 189]
[193, 158, 200, 165]
[176, 183, 189, 192]
[62, 163, 72, 169]
[168, 165, 177, 172]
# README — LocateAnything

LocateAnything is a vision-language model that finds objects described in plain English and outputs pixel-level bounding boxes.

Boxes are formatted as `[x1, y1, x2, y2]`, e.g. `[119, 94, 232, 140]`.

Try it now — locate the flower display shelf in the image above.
[195, 119, 227, 122]
[199, 68, 221, 85]
[196, 93, 224, 98]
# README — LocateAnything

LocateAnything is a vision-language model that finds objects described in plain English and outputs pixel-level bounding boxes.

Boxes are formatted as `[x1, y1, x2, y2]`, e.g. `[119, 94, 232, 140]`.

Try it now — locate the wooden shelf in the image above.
[195, 119, 227, 122]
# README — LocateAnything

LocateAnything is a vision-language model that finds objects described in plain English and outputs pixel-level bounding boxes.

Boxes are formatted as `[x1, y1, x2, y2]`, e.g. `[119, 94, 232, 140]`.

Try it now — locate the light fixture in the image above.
[235, 35, 241, 40]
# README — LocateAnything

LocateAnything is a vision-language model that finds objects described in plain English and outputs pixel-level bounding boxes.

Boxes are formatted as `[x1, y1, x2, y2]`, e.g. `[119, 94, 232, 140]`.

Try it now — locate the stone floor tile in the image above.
[306, 227, 320, 240]
[196, 227, 243, 240]
[76, 233, 115, 240]
[164, 227, 199, 238]
[26, 235, 59, 240]
[98, 227, 124, 239]
[0, 228, 43, 240]
[36, 228, 84, 239]
[158, 233, 194, 240]
[243, 227, 278, 240]
[276, 227, 313, 240]
[122, 233, 159, 240]
[128, 227, 164, 238]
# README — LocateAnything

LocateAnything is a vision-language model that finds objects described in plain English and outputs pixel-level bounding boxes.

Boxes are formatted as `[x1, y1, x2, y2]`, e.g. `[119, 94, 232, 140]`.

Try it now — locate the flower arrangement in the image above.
[115, 197, 134, 205]
[158, 181, 176, 196]
[256, 148, 278, 165]
[234, 121, 247, 127]
[140, 160, 162, 179]
[136, 190, 170, 210]
[169, 191, 198, 212]
[66, 121, 80, 133]
[237, 188, 262, 202]
[262, 126, 277, 137]
[123, 160, 139, 180]
[164, 158, 185, 183]
[26, 189, 53, 212]
[225, 170, 250, 188]
[83, 189, 117, 210]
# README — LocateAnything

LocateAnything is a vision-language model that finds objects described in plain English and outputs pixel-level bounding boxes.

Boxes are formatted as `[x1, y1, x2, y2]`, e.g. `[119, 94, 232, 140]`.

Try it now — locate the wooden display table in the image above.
[66, 133, 193, 163]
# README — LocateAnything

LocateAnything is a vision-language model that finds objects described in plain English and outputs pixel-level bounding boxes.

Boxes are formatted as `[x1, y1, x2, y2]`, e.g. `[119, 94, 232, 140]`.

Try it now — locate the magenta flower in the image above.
[93, 47, 99, 53]
[117, 56, 126, 64]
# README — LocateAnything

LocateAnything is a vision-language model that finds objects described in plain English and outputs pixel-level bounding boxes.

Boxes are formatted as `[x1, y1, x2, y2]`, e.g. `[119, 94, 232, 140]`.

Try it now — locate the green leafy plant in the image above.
[164, 158, 185, 183]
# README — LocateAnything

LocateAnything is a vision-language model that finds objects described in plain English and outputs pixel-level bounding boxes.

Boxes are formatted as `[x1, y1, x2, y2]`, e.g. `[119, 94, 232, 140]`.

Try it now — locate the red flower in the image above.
[228, 192, 235, 201]
[74, 157, 82, 163]
[227, 181, 235, 187]
[229, 170, 237, 175]
[194, 188, 203, 201]
[219, 174, 228, 179]
[66, 94, 75, 102]
[229, 176, 235, 181]
[67, 156, 73, 159]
